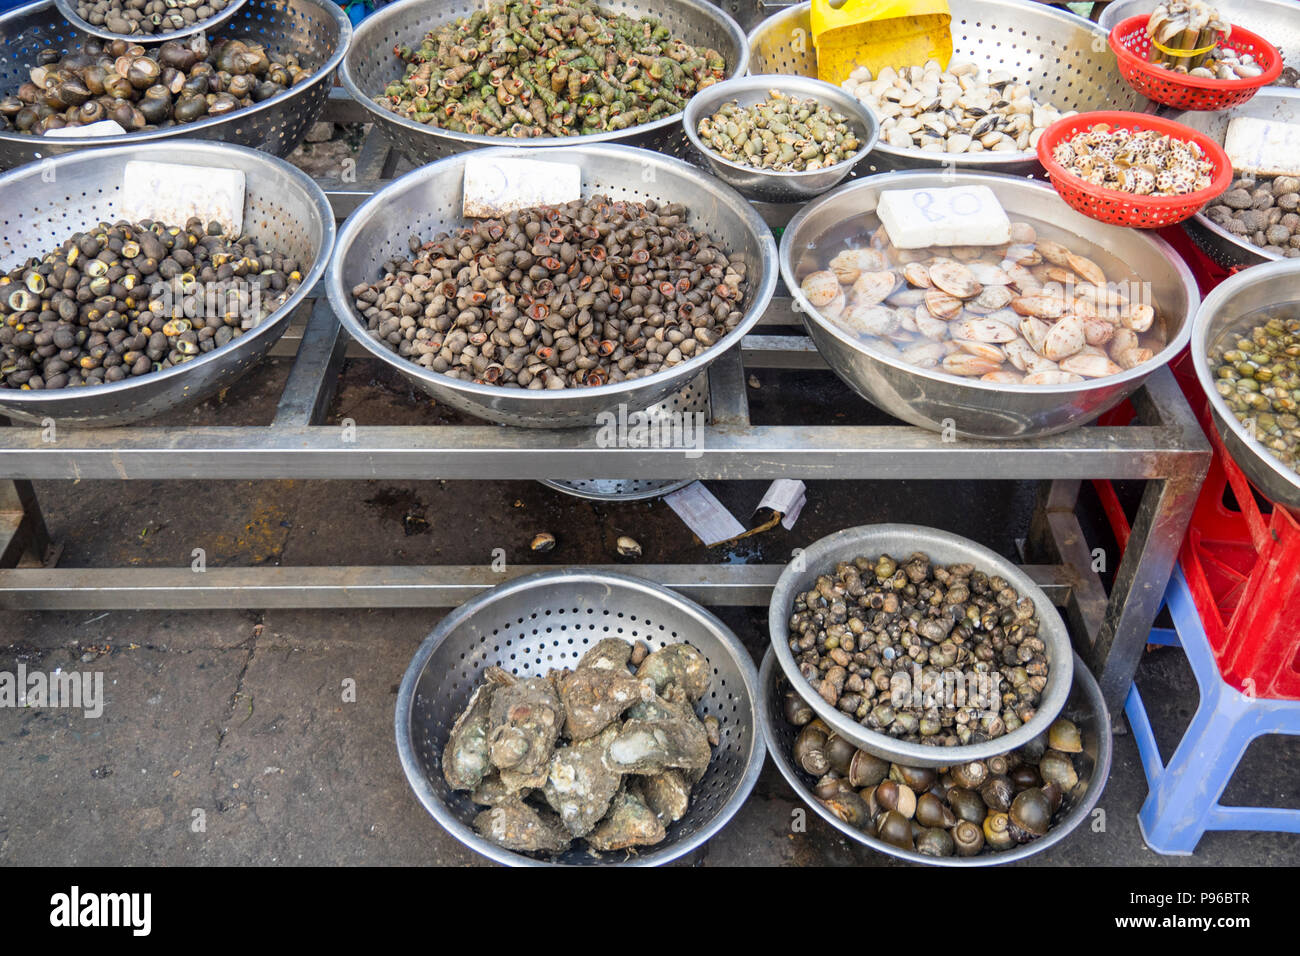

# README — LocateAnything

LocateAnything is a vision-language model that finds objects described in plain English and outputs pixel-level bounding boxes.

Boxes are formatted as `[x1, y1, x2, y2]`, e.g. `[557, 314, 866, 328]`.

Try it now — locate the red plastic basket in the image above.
[1036, 111, 1233, 230]
[1109, 15, 1283, 111]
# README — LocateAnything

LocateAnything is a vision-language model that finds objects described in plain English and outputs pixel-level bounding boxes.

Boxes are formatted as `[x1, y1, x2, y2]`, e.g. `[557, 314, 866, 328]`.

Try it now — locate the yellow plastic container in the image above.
[811, 0, 953, 87]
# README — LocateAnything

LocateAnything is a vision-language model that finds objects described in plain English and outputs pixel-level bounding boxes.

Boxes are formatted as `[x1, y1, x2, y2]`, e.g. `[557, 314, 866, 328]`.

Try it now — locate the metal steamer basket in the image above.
[781, 171, 1199, 439]
[395, 568, 765, 866]
[747, 0, 1145, 177]
[326, 143, 779, 429]
[1192, 259, 1300, 513]
[0, 0, 352, 169]
[0, 141, 334, 426]
[1172, 89, 1300, 271]
[768, 524, 1075, 767]
[759, 649, 1112, 866]
[340, 0, 750, 164]
[1100, 0, 1300, 63]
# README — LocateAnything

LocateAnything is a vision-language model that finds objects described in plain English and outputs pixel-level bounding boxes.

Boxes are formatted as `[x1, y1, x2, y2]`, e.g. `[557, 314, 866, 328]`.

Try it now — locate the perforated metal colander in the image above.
[539, 372, 709, 500]
[0, 141, 333, 425]
[339, 0, 749, 164]
[747, 0, 1146, 176]
[0, 0, 351, 170]
[395, 569, 765, 866]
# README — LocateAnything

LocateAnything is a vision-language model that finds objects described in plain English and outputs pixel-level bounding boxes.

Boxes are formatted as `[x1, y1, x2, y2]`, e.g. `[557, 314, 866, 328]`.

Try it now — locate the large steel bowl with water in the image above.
[327, 143, 778, 429]
[780, 170, 1199, 439]
[340, 0, 748, 165]
[768, 523, 1075, 767]
[747, 0, 1144, 177]
[0, 141, 334, 426]
[1192, 258, 1300, 513]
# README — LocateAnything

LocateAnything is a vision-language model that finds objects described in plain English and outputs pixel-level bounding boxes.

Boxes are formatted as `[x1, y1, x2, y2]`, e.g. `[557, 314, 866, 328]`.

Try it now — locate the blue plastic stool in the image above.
[1125, 565, 1300, 855]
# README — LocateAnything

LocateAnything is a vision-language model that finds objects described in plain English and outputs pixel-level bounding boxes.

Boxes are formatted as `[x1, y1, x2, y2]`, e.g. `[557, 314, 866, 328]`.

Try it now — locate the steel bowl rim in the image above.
[767, 522, 1075, 765]
[52, 0, 249, 44]
[339, 0, 749, 151]
[0, 139, 335, 411]
[1191, 257, 1300, 503]
[779, 169, 1200, 396]
[757, 648, 1112, 866]
[681, 74, 879, 187]
[745, 0, 1113, 169]
[0, 0, 353, 152]
[394, 567, 767, 867]
[327, 142, 779, 409]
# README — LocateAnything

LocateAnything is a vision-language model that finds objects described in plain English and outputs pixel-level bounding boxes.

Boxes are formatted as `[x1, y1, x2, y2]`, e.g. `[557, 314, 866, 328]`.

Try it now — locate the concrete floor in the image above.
[1, 358, 1297, 866]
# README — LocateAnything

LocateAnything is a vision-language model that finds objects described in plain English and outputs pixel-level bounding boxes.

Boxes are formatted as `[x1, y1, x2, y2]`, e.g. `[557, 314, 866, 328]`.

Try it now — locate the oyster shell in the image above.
[640, 769, 693, 824]
[604, 710, 712, 775]
[586, 786, 666, 852]
[471, 773, 528, 807]
[557, 665, 645, 741]
[543, 725, 623, 837]
[488, 674, 563, 780]
[635, 643, 710, 701]
[577, 637, 634, 672]
[442, 683, 495, 791]
[473, 799, 571, 854]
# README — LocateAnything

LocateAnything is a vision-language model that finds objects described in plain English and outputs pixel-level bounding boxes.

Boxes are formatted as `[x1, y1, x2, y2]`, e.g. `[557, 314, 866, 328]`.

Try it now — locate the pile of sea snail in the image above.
[349, 196, 749, 390]
[75, 0, 233, 37]
[0, 35, 312, 136]
[842, 61, 1071, 155]
[0, 218, 302, 391]
[382, 0, 726, 137]
[787, 552, 1049, 745]
[1204, 174, 1300, 257]
[1211, 310, 1300, 476]
[695, 90, 862, 172]
[784, 690, 1085, 857]
[1051, 124, 1214, 197]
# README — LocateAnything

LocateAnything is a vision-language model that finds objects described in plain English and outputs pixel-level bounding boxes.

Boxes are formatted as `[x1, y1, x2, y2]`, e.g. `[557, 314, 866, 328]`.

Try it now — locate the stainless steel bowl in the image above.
[747, 0, 1144, 177]
[327, 143, 779, 429]
[0, 141, 334, 426]
[760, 648, 1112, 866]
[340, 0, 749, 165]
[395, 568, 765, 867]
[768, 523, 1075, 767]
[781, 170, 1199, 439]
[1100, 0, 1300, 64]
[0, 0, 351, 170]
[1192, 258, 1300, 512]
[682, 74, 879, 203]
[1172, 88, 1300, 271]
[53, 0, 248, 43]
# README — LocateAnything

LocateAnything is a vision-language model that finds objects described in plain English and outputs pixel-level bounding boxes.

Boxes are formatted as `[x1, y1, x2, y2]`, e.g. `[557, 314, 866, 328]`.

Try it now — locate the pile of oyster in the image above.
[443, 638, 719, 856]
[784, 685, 1086, 858]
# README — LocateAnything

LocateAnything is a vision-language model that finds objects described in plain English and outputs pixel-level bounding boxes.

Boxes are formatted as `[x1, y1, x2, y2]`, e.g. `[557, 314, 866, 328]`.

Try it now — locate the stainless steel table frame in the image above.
[0, 90, 1211, 716]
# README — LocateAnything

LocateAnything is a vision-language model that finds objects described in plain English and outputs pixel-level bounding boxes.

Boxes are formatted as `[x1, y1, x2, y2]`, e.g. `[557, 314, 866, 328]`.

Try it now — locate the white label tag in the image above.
[43, 120, 127, 138]
[1224, 115, 1300, 177]
[663, 482, 746, 547]
[877, 185, 1011, 249]
[463, 158, 583, 218]
[121, 161, 245, 236]
[756, 479, 807, 530]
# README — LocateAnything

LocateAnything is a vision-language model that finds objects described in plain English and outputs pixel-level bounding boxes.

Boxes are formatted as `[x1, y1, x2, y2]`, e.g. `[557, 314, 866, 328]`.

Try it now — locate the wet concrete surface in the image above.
[1, 357, 1296, 866]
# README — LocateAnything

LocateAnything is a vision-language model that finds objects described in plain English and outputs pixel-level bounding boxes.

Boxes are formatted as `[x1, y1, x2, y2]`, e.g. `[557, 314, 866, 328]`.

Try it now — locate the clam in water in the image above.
[787, 552, 1049, 746]
[1210, 305, 1300, 476]
[442, 638, 718, 856]
[784, 691, 1086, 857]
[796, 218, 1164, 385]
[350, 195, 749, 390]
[695, 90, 862, 172]
[381, 0, 726, 138]
[842, 61, 1070, 156]
[0, 218, 301, 390]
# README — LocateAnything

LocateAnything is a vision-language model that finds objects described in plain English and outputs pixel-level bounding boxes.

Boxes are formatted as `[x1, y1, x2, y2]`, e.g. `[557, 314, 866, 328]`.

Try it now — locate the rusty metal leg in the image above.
[1028, 479, 1110, 659]
[0, 480, 57, 568]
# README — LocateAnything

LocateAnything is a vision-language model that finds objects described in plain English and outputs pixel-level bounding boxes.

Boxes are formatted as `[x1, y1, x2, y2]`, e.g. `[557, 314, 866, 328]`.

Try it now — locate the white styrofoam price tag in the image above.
[43, 120, 127, 138]
[663, 483, 746, 547]
[121, 161, 245, 237]
[1224, 116, 1300, 177]
[755, 479, 807, 530]
[877, 185, 1011, 249]
[463, 157, 583, 218]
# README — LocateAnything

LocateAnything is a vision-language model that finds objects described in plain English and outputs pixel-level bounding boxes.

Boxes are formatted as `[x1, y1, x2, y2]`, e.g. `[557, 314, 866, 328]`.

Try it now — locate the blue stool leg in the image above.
[1205, 698, 1300, 835]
